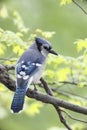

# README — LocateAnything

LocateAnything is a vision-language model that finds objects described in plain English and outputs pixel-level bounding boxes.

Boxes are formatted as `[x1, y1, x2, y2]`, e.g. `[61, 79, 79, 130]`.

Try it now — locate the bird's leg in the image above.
[33, 83, 37, 91]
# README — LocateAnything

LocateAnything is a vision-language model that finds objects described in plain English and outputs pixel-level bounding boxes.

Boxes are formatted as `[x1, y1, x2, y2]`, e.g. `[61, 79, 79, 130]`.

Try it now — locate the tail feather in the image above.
[11, 86, 26, 113]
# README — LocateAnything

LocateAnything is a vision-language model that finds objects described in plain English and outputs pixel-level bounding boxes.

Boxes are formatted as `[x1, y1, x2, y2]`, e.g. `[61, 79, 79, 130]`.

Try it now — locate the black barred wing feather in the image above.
[16, 61, 41, 80]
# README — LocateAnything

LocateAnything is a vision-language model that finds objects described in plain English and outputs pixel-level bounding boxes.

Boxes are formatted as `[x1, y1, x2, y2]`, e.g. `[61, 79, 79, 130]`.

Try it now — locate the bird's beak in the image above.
[49, 49, 58, 56]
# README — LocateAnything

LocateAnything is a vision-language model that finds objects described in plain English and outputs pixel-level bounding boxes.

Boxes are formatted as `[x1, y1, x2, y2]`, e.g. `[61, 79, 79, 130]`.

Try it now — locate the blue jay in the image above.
[11, 37, 58, 113]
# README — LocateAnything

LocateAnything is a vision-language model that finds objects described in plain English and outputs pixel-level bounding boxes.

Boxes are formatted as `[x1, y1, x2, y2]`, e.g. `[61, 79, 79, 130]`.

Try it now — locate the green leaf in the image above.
[26, 102, 43, 116]
[42, 31, 55, 38]
[0, 43, 5, 55]
[35, 29, 55, 39]
[13, 11, 29, 32]
[13, 45, 24, 56]
[56, 67, 71, 81]
[45, 70, 55, 79]
[0, 31, 24, 46]
[60, 0, 72, 5]
[47, 55, 65, 66]
[74, 39, 87, 52]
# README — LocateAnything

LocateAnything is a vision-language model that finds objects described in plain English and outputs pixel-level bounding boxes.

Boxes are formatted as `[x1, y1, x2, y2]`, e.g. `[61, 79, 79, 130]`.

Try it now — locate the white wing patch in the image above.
[17, 74, 22, 78]
[21, 60, 24, 63]
[17, 61, 41, 80]
[32, 63, 41, 67]
[20, 71, 26, 76]
[36, 63, 41, 67]
[17, 73, 29, 80]
[23, 75, 29, 80]
[22, 65, 26, 68]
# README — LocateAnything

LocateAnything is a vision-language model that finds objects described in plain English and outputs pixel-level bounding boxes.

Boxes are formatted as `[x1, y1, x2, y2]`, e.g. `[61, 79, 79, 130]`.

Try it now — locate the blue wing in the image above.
[16, 60, 40, 79]
[11, 61, 40, 113]
[11, 55, 45, 113]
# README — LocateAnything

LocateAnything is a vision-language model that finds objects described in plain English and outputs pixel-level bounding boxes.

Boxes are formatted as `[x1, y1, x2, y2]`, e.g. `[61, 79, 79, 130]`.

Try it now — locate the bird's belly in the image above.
[33, 65, 45, 83]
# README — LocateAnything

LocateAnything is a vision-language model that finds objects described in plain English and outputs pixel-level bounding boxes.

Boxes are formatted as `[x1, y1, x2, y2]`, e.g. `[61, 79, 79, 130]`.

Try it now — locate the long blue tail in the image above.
[11, 86, 27, 113]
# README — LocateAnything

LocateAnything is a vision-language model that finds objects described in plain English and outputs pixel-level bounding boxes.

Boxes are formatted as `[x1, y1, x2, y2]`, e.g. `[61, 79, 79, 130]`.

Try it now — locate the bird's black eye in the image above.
[44, 46, 48, 50]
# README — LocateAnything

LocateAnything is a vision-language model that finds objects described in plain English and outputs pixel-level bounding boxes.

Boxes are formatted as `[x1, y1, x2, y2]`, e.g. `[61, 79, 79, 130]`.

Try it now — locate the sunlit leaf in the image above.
[13, 11, 29, 32]
[16, 32, 23, 37]
[0, 28, 4, 38]
[35, 28, 55, 38]
[83, 66, 87, 75]
[26, 102, 43, 116]
[69, 99, 82, 106]
[29, 33, 37, 40]
[56, 68, 71, 81]
[42, 31, 55, 38]
[35, 29, 42, 33]
[74, 39, 87, 52]
[1, 31, 24, 46]
[77, 82, 87, 88]
[0, 43, 5, 55]
[45, 70, 55, 79]
[0, 83, 6, 91]
[13, 45, 24, 56]
[4, 60, 16, 65]
[60, 0, 72, 5]
[47, 55, 65, 66]
[72, 123, 86, 130]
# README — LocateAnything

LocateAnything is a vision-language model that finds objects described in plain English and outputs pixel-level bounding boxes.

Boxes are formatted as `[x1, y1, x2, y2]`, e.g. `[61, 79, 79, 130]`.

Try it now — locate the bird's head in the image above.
[35, 37, 58, 57]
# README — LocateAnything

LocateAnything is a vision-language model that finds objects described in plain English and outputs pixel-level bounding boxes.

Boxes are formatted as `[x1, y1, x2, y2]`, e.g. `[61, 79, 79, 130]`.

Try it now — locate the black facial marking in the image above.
[44, 45, 52, 51]
[44, 46, 48, 50]
[35, 37, 52, 52]
[37, 44, 41, 51]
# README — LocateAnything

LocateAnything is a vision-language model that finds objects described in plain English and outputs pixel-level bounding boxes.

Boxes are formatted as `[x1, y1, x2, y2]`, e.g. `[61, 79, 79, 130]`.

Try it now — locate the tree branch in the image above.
[52, 88, 87, 100]
[72, 0, 87, 15]
[0, 64, 87, 115]
[61, 109, 87, 124]
[0, 64, 15, 91]
[59, 81, 78, 85]
[5, 64, 15, 71]
[40, 77, 54, 96]
[54, 105, 72, 130]
[40, 78, 72, 129]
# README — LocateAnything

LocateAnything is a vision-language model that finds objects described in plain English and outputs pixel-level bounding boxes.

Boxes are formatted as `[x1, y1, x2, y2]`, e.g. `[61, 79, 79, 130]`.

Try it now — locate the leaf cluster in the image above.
[0, 8, 87, 129]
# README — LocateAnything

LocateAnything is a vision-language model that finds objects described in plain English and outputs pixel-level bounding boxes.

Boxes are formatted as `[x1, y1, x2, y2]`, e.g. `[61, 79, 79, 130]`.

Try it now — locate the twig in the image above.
[52, 88, 71, 98]
[54, 105, 72, 130]
[59, 81, 78, 85]
[26, 88, 87, 115]
[1, 64, 87, 115]
[40, 77, 54, 96]
[40, 78, 72, 129]
[72, 0, 87, 15]
[61, 109, 87, 124]
[5, 64, 15, 71]
[1, 64, 87, 130]
[52, 88, 87, 100]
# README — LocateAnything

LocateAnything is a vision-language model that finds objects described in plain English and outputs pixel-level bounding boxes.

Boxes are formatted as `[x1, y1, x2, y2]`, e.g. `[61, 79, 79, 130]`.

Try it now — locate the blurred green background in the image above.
[0, 0, 87, 130]
[0, 0, 87, 56]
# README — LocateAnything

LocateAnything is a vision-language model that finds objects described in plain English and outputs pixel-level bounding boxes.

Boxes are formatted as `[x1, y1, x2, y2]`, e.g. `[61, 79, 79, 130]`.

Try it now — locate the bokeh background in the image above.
[0, 0, 87, 130]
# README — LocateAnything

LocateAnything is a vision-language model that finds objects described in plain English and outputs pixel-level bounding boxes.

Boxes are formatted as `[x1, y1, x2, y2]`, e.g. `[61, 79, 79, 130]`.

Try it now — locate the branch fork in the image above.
[0, 64, 87, 130]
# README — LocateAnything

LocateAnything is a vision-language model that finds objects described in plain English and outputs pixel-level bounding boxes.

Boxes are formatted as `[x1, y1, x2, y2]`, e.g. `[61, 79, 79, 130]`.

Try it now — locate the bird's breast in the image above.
[33, 63, 46, 83]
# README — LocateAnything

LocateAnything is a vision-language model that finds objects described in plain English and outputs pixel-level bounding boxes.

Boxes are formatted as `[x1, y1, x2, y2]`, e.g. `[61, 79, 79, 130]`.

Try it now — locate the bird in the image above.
[11, 37, 58, 113]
